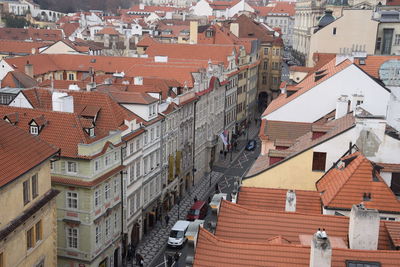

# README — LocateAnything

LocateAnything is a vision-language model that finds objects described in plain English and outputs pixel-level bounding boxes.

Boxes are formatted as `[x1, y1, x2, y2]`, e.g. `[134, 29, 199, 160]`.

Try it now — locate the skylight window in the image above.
[346, 260, 380, 267]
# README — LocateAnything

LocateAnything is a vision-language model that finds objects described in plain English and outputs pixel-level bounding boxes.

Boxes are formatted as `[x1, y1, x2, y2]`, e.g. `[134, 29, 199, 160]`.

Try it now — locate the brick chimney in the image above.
[25, 61, 34, 78]
[285, 189, 296, 212]
[310, 229, 332, 267]
[348, 204, 380, 250]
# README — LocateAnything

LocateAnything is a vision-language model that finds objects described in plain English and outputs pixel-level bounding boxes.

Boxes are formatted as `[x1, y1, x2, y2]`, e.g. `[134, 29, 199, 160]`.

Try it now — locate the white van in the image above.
[167, 220, 190, 247]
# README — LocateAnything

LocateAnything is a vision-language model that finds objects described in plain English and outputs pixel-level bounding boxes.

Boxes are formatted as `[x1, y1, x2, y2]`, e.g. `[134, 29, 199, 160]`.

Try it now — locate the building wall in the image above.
[0, 160, 57, 267]
[243, 148, 321, 190]
[264, 65, 391, 122]
[41, 41, 82, 55]
[307, 9, 378, 67]
[376, 22, 400, 56]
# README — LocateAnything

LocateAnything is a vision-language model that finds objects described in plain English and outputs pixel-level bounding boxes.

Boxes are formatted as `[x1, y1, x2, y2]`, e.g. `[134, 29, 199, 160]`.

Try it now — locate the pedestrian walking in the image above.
[164, 214, 170, 227]
[215, 183, 219, 193]
[167, 255, 173, 267]
[174, 251, 180, 266]
[233, 141, 238, 151]
[139, 254, 144, 267]
[135, 253, 142, 265]
[194, 196, 198, 202]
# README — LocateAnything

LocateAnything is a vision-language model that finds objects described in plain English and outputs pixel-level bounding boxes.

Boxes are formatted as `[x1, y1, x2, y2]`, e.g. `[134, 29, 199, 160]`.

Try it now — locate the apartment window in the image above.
[263, 47, 269, 55]
[66, 227, 78, 249]
[148, 106, 152, 116]
[68, 73, 74, 80]
[94, 160, 100, 172]
[50, 161, 55, 171]
[114, 213, 118, 230]
[94, 189, 101, 207]
[130, 142, 134, 154]
[144, 157, 149, 174]
[129, 164, 135, 183]
[156, 126, 160, 138]
[136, 139, 140, 150]
[136, 161, 141, 177]
[312, 152, 327, 171]
[105, 218, 110, 238]
[262, 74, 267, 85]
[144, 132, 148, 144]
[27, 227, 34, 249]
[105, 183, 110, 201]
[333, 27, 336, 35]
[114, 179, 119, 194]
[67, 162, 77, 174]
[263, 61, 268, 70]
[35, 221, 42, 242]
[30, 126, 39, 135]
[104, 154, 111, 166]
[272, 62, 279, 70]
[135, 192, 140, 211]
[376, 37, 382, 50]
[129, 196, 135, 216]
[95, 225, 101, 245]
[150, 128, 154, 140]
[31, 174, 38, 199]
[23, 180, 30, 205]
[395, 34, 400, 45]
[66, 191, 78, 209]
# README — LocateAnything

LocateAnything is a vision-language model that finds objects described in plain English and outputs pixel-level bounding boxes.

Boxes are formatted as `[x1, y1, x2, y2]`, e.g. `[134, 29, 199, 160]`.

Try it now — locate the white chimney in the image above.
[52, 92, 74, 113]
[350, 93, 364, 113]
[154, 55, 168, 63]
[134, 76, 143, 85]
[348, 204, 380, 250]
[285, 190, 296, 212]
[335, 95, 348, 119]
[310, 229, 332, 267]
[139, 3, 145, 10]
[68, 84, 80, 91]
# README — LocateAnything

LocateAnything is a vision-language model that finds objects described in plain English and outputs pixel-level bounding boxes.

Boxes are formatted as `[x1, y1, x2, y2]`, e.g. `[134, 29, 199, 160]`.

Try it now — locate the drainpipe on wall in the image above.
[192, 100, 198, 187]
[120, 141, 127, 263]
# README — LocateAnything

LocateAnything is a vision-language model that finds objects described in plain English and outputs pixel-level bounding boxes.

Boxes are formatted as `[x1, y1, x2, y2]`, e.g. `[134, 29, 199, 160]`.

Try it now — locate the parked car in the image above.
[287, 60, 296, 66]
[186, 201, 208, 221]
[245, 140, 257, 151]
[167, 220, 190, 248]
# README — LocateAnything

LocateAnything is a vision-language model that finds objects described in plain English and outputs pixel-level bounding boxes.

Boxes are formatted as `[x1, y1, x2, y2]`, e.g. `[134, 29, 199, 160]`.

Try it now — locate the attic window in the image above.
[314, 73, 327, 82]
[315, 70, 326, 75]
[359, 59, 366, 65]
[30, 126, 39, 135]
[363, 192, 372, 201]
[346, 260, 380, 267]
[88, 128, 95, 137]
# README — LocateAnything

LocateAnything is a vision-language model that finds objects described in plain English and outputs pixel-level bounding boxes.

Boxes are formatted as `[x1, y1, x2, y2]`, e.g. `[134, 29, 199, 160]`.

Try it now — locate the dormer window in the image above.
[30, 125, 39, 135]
[89, 128, 95, 137]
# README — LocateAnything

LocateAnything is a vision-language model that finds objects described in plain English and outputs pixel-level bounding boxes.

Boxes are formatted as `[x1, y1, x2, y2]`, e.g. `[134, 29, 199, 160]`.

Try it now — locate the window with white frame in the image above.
[104, 154, 111, 167]
[114, 179, 119, 194]
[105, 218, 110, 239]
[144, 132, 148, 144]
[136, 161, 141, 177]
[144, 157, 149, 174]
[66, 191, 78, 209]
[67, 162, 77, 174]
[94, 189, 101, 207]
[129, 164, 135, 183]
[156, 126, 160, 138]
[395, 34, 400, 45]
[150, 153, 155, 169]
[144, 185, 149, 203]
[95, 225, 101, 246]
[129, 196, 135, 216]
[135, 192, 140, 211]
[136, 139, 140, 150]
[150, 128, 154, 141]
[30, 126, 39, 135]
[66, 227, 78, 249]
[105, 183, 111, 201]
[150, 180, 155, 198]
[114, 212, 118, 232]
[94, 160, 100, 172]
[130, 142, 134, 154]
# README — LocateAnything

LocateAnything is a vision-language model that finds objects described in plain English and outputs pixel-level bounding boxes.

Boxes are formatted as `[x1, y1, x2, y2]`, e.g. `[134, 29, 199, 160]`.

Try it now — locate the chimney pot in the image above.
[348, 204, 380, 250]
[285, 189, 296, 212]
[310, 230, 332, 267]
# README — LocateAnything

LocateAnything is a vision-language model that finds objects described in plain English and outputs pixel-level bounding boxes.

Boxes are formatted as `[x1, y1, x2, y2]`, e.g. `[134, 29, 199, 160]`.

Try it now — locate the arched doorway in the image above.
[131, 223, 140, 246]
[114, 247, 119, 267]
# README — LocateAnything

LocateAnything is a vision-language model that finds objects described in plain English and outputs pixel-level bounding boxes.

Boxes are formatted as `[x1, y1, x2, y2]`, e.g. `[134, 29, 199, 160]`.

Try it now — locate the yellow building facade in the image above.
[243, 149, 323, 190]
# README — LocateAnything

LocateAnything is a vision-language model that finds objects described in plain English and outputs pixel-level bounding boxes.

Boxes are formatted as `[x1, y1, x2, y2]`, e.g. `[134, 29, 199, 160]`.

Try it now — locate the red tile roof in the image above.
[1, 70, 38, 88]
[0, 27, 62, 42]
[260, 120, 312, 141]
[316, 152, 400, 213]
[0, 119, 59, 188]
[215, 200, 394, 250]
[109, 91, 158, 104]
[377, 163, 400, 173]
[194, 227, 400, 267]
[237, 187, 321, 214]
[0, 40, 48, 55]
[60, 23, 80, 37]
[96, 27, 120, 35]
[268, 2, 296, 16]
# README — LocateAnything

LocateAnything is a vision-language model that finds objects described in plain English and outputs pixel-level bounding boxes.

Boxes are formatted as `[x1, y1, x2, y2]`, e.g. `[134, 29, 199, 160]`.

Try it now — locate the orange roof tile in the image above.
[215, 200, 393, 250]
[194, 227, 400, 267]
[0, 119, 59, 188]
[0, 39, 48, 55]
[109, 91, 158, 104]
[377, 163, 400, 173]
[316, 152, 400, 213]
[237, 187, 321, 214]
[0, 27, 62, 42]
[96, 27, 120, 35]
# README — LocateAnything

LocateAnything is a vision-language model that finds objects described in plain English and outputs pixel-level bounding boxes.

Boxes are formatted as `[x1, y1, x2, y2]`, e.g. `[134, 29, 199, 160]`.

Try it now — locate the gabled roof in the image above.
[194, 227, 400, 267]
[1, 71, 38, 88]
[0, 39, 48, 55]
[0, 119, 59, 188]
[60, 22, 80, 37]
[260, 119, 312, 141]
[237, 187, 321, 214]
[263, 58, 353, 117]
[96, 27, 120, 35]
[316, 152, 400, 213]
[0, 27, 62, 42]
[108, 91, 158, 104]
[215, 200, 393, 250]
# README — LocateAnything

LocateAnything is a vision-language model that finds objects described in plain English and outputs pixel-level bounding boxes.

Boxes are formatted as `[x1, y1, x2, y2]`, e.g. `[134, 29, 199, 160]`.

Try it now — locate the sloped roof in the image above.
[1, 71, 38, 88]
[316, 152, 400, 213]
[60, 22, 80, 37]
[268, 2, 296, 16]
[0, 27, 62, 42]
[237, 187, 321, 214]
[0, 39, 48, 55]
[194, 227, 400, 267]
[0, 119, 59, 188]
[263, 58, 353, 117]
[215, 200, 393, 250]
[108, 91, 158, 104]
[261, 119, 312, 141]
[96, 27, 120, 35]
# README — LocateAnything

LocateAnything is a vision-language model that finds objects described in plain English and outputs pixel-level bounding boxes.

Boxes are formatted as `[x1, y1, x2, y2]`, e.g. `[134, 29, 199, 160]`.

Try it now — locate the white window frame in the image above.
[94, 160, 100, 172]
[104, 182, 111, 201]
[66, 191, 78, 209]
[67, 162, 77, 174]
[114, 179, 119, 194]
[66, 227, 78, 249]
[95, 225, 101, 246]
[30, 126, 39, 135]
[94, 189, 101, 208]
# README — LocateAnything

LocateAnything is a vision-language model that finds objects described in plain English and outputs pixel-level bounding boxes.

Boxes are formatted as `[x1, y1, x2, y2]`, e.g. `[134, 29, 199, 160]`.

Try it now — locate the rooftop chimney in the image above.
[52, 92, 74, 113]
[230, 22, 239, 37]
[134, 76, 143, 85]
[310, 229, 332, 267]
[189, 21, 198, 44]
[335, 95, 348, 119]
[348, 204, 380, 250]
[285, 190, 296, 212]
[25, 61, 34, 78]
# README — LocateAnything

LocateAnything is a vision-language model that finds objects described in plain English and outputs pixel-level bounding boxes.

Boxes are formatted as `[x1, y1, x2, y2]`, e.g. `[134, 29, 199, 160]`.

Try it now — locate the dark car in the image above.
[245, 140, 257, 151]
